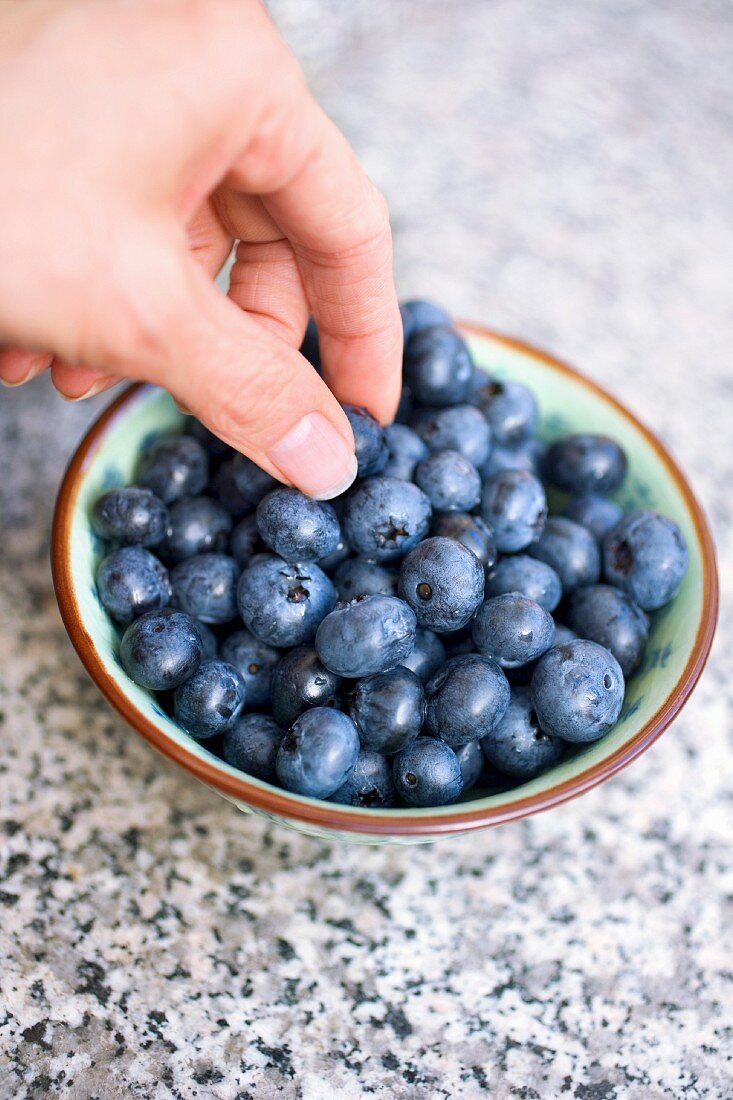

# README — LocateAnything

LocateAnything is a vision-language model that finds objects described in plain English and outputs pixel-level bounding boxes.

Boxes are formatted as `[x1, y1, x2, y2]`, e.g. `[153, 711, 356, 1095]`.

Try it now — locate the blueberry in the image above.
[333, 559, 398, 601]
[545, 434, 627, 495]
[479, 470, 547, 553]
[315, 594, 417, 678]
[223, 713, 282, 780]
[230, 453, 277, 507]
[300, 316, 321, 369]
[331, 750, 397, 807]
[211, 459, 252, 517]
[552, 623, 577, 647]
[403, 325, 473, 407]
[425, 654, 510, 746]
[530, 639, 625, 743]
[480, 438, 546, 480]
[348, 666, 425, 754]
[256, 487, 341, 563]
[567, 584, 649, 676]
[91, 487, 168, 547]
[472, 594, 555, 669]
[602, 510, 688, 610]
[529, 517, 601, 594]
[219, 629, 279, 707]
[485, 554, 562, 612]
[119, 608, 203, 691]
[474, 379, 538, 446]
[137, 435, 209, 504]
[193, 619, 218, 659]
[382, 423, 429, 480]
[276, 708, 360, 799]
[187, 419, 232, 461]
[393, 737, 463, 806]
[318, 535, 351, 573]
[415, 450, 481, 513]
[398, 627, 447, 684]
[237, 554, 336, 647]
[270, 645, 342, 728]
[454, 740, 484, 792]
[564, 494, 624, 542]
[394, 385, 414, 425]
[432, 513, 498, 571]
[401, 298, 453, 338]
[163, 496, 232, 562]
[481, 686, 563, 779]
[415, 404, 492, 467]
[174, 659, 246, 739]
[398, 536, 484, 632]
[171, 552, 239, 624]
[229, 514, 261, 567]
[96, 546, 171, 625]
[342, 405, 389, 477]
[343, 477, 432, 562]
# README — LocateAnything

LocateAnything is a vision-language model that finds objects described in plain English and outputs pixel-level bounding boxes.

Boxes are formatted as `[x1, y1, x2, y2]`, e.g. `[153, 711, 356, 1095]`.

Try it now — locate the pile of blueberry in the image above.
[91, 299, 689, 809]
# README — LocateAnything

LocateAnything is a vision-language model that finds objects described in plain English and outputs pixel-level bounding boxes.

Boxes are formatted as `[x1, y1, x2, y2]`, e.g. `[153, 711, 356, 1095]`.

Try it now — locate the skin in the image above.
[0, 0, 402, 498]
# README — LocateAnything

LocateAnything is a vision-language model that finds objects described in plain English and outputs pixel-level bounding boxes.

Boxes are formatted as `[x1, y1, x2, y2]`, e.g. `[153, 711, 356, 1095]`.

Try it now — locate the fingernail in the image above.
[268, 412, 358, 500]
[59, 378, 115, 403]
[0, 360, 47, 388]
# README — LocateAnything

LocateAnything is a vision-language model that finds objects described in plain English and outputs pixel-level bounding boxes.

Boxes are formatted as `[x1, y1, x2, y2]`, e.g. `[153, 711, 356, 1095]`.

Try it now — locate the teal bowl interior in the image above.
[52, 325, 717, 843]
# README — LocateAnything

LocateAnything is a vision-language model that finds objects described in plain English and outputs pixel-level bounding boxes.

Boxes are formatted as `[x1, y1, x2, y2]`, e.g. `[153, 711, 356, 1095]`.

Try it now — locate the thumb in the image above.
[113, 249, 359, 500]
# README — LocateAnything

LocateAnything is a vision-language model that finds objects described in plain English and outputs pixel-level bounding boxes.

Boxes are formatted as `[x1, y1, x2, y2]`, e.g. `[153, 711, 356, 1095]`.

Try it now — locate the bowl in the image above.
[52, 323, 718, 843]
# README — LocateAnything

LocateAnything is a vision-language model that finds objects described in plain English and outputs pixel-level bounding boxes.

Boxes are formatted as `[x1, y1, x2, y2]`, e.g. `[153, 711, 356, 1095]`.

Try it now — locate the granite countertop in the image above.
[1, 1, 732, 1096]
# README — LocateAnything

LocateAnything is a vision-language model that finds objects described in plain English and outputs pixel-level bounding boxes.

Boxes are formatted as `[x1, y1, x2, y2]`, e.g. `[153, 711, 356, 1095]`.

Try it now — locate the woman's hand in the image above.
[0, 0, 402, 498]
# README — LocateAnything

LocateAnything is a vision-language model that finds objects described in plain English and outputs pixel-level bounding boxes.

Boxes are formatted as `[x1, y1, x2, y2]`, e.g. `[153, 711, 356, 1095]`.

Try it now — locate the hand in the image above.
[0, 0, 402, 498]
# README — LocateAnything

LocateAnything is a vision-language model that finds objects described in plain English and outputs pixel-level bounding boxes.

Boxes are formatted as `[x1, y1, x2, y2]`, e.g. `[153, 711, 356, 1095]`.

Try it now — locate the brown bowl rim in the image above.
[51, 323, 719, 837]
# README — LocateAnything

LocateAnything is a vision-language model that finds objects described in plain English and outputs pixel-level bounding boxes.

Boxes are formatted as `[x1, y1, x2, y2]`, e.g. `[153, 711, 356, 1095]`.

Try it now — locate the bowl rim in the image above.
[51, 323, 719, 837]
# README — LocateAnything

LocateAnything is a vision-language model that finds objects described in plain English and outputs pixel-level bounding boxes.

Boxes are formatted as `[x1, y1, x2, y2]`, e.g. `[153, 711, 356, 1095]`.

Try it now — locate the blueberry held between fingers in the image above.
[481, 686, 563, 779]
[403, 325, 473, 407]
[398, 536, 484, 632]
[343, 477, 432, 562]
[567, 584, 649, 676]
[119, 608, 203, 691]
[220, 629, 279, 708]
[529, 517, 601, 594]
[91, 487, 168, 547]
[432, 513, 497, 571]
[602, 510, 688, 610]
[530, 639, 625, 743]
[163, 496, 232, 562]
[333, 559, 398, 602]
[393, 737, 463, 806]
[137, 435, 209, 504]
[342, 405, 389, 477]
[349, 666, 425, 754]
[415, 404, 492, 467]
[472, 593, 555, 669]
[174, 659, 246, 739]
[171, 552, 239, 624]
[315, 594, 417, 678]
[96, 546, 172, 625]
[276, 708, 360, 799]
[331, 750, 397, 808]
[474, 379, 538, 446]
[269, 645, 342, 729]
[485, 554, 562, 612]
[237, 554, 336, 648]
[425, 653, 510, 746]
[564, 494, 624, 542]
[256, 487, 341, 563]
[415, 450, 481, 513]
[545, 433, 627, 496]
[398, 627, 447, 684]
[382, 423, 429, 481]
[479, 470, 547, 553]
[223, 713, 283, 780]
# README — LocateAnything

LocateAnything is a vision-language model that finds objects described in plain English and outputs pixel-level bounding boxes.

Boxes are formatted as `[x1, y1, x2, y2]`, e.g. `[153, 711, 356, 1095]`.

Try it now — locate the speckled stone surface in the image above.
[1, 1, 732, 1096]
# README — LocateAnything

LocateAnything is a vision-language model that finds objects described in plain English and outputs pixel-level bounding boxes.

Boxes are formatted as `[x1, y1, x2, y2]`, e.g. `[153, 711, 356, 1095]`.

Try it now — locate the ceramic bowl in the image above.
[52, 323, 718, 843]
